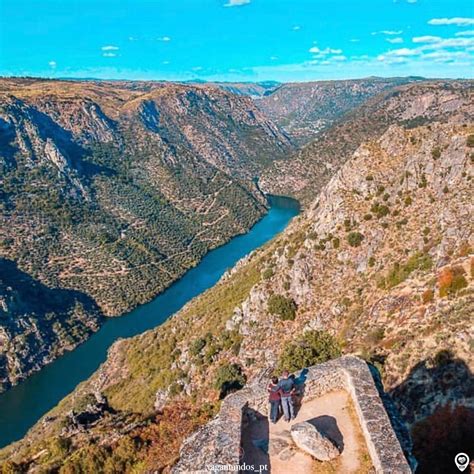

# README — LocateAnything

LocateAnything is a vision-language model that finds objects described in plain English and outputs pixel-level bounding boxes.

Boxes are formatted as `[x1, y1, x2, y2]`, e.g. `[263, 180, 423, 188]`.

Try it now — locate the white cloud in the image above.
[158, 36, 171, 42]
[224, 0, 250, 7]
[387, 37, 403, 44]
[412, 36, 442, 43]
[103, 52, 117, 57]
[428, 17, 474, 26]
[101, 45, 119, 51]
[309, 46, 342, 55]
[48, 60, 57, 68]
[373, 30, 403, 35]
[406, 0, 417, 3]
[456, 30, 474, 36]
[292, 26, 301, 31]
[350, 38, 360, 42]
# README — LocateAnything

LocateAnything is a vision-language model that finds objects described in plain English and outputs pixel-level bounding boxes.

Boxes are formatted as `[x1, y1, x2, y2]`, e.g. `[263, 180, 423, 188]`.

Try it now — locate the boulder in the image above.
[290, 421, 340, 461]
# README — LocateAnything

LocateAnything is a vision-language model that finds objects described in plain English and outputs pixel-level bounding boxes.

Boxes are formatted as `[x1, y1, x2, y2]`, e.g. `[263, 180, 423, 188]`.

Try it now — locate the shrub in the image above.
[380, 252, 433, 289]
[267, 294, 297, 321]
[277, 330, 341, 373]
[370, 202, 390, 218]
[347, 232, 364, 247]
[262, 268, 274, 280]
[213, 363, 246, 398]
[365, 175, 374, 181]
[431, 147, 441, 159]
[467, 134, 474, 147]
[332, 237, 340, 249]
[412, 405, 474, 474]
[404, 195, 413, 206]
[422, 289, 434, 304]
[438, 266, 468, 297]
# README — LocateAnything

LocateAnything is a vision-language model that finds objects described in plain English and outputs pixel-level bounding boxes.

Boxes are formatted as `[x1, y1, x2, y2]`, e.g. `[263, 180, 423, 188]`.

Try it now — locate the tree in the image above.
[278, 330, 341, 373]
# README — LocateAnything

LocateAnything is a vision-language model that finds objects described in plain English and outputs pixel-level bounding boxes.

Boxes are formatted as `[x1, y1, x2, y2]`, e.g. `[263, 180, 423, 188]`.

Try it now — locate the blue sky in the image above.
[0, 0, 473, 82]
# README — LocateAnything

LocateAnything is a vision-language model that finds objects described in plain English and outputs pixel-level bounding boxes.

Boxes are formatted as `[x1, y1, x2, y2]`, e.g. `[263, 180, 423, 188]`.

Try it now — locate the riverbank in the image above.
[0, 197, 299, 448]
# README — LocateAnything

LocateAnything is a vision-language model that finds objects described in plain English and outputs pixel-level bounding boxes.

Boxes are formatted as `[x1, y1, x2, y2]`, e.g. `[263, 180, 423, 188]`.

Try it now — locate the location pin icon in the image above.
[455, 453, 470, 472]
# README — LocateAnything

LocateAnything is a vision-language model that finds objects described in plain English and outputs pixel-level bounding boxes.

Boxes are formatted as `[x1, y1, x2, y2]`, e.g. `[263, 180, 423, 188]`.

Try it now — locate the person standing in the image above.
[278, 370, 296, 421]
[267, 376, 281, 424]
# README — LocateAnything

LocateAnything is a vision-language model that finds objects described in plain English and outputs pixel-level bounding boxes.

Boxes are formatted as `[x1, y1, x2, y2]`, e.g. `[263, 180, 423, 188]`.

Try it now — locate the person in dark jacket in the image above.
[278, 370, 296, 421]
[267, 376, 281, 423]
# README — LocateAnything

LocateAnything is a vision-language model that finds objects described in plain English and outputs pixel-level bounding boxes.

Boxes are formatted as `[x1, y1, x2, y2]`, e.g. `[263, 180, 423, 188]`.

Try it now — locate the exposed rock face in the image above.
[0, 259, 101, 390]
[260, 80, 473, 203]
[290, 421, 340, 461]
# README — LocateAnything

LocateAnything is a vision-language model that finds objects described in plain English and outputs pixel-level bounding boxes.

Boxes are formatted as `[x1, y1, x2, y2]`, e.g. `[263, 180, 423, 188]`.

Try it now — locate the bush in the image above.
[422, 289, 434, 304]
[262, 268, 274, 279]
[431, 147, 441, 159]
[380, 252, 433, 289]
[347, 232, 364, 247]
[412, 405, 474, 474]
[467, 134, 474, 147]
[267, 294, 297, 321]
[438, 266, 468, 297]
[370, 202, 390, 218]
[213, 363, 246, 398]
[278, 330, 341, 373]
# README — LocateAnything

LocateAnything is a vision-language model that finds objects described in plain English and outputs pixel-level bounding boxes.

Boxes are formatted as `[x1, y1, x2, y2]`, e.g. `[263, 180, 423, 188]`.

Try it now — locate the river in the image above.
[0, 196, 299, 448]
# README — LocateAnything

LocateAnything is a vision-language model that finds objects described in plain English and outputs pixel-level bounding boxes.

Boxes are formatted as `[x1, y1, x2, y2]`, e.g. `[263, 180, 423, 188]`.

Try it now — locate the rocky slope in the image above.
[260, 80, 474, 203]
[0, 78, 293, 390]
[1, 84, 472, 473]
[256, 77, 421, 144]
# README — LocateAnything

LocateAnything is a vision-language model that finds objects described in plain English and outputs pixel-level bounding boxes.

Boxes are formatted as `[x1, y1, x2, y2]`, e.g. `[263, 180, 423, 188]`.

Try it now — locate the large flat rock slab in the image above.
[291, 421, 340, 461]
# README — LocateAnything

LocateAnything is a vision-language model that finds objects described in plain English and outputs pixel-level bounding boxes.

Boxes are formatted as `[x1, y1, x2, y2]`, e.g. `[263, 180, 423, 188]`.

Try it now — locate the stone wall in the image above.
[173, 356, 412, 473]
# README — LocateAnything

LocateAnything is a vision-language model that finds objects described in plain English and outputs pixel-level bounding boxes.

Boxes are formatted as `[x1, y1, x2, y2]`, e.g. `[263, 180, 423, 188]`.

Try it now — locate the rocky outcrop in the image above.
[173, 357, 412, 473]
[290, 421, 340, 461]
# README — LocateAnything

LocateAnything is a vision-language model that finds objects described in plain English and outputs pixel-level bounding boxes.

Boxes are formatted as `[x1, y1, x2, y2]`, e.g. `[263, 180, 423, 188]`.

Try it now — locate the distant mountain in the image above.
[260, 80, 474, 203]
[0, 78, 293, 390]
[194, 80, 280, 98]
[257, 77, 423, 144]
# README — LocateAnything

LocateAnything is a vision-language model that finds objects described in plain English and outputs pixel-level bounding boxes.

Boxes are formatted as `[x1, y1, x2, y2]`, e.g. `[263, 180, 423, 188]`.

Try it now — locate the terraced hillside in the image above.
[0, 78, 293, 390]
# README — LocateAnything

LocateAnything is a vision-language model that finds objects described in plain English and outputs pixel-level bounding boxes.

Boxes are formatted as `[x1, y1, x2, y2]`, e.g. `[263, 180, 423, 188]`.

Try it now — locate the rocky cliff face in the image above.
[0, 78, 292, 391]
[260, 80, 474, 203]
[2, 82, 471, 473]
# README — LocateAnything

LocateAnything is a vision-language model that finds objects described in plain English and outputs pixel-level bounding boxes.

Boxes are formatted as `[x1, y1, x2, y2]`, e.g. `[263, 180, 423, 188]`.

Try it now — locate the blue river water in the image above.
[0, 196, 299, 448]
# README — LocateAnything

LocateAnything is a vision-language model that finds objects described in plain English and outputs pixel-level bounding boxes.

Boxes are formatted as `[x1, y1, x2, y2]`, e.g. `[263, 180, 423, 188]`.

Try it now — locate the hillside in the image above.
[260, 80, 474, 203]
[256, 77, 421, 145]
[1, 83, 472, 473]
[0, 78, 293, 390]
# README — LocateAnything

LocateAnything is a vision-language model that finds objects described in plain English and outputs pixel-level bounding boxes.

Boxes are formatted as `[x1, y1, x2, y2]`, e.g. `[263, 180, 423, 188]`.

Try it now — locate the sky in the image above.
[0, 0, 473, 82]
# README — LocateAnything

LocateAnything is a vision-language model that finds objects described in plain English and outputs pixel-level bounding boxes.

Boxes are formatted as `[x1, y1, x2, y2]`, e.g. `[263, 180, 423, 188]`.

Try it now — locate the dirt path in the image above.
[242, 390, 371, 474]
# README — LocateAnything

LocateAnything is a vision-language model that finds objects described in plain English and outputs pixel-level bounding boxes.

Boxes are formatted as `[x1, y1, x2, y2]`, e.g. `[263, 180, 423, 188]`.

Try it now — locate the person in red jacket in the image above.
[267, 376, 281, 424]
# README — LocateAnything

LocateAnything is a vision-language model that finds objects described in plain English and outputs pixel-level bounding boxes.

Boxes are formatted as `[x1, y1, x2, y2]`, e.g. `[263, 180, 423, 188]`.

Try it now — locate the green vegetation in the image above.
[267, 294, 297, 321]
[277, 330, 341, 373]
[431, 147, 441, 159]
[466, 134, 474, 147]
[347, 232, 364, 247]
[378, 251, 433, 289]
[370, 202, 390, 219]
[214, 363, 246, 398]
